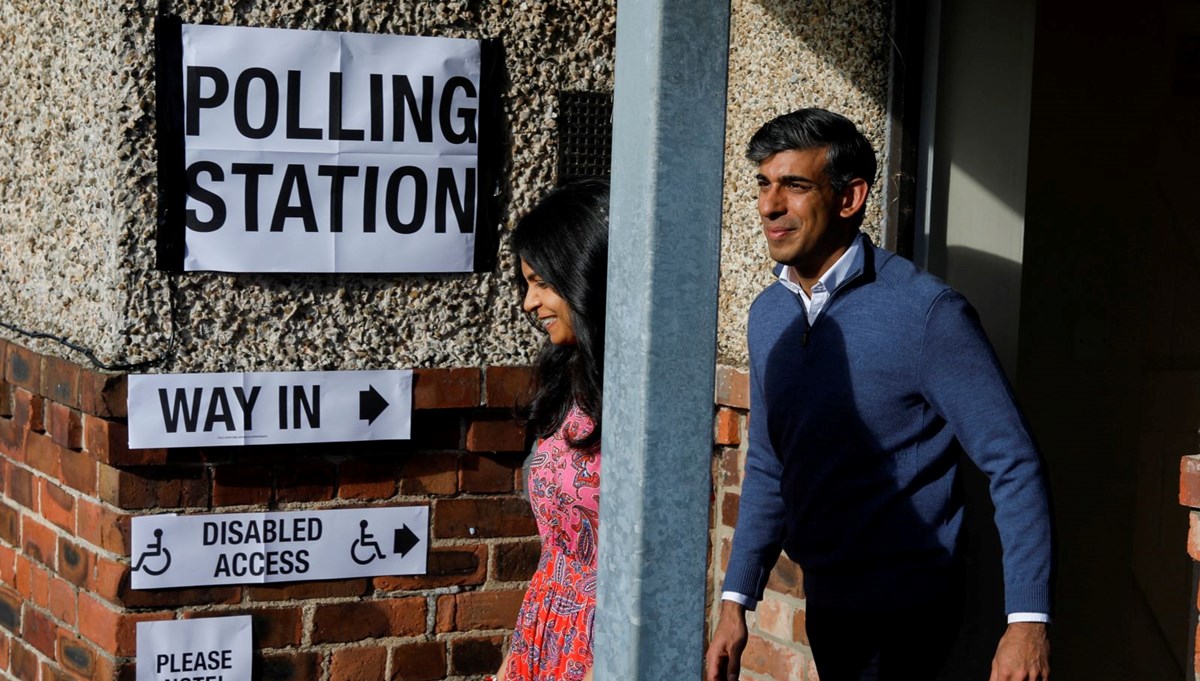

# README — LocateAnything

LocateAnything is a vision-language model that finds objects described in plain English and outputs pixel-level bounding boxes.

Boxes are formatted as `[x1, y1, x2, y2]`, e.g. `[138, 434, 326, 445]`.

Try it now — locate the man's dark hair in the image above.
[746, 108, 877, 195]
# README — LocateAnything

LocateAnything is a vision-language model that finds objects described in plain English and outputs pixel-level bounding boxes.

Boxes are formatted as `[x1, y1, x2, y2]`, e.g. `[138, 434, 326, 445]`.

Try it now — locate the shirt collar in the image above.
[777, 232, 865, 298]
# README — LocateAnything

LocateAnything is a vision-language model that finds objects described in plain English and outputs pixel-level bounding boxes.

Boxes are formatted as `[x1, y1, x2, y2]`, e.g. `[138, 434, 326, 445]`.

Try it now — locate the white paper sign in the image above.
[136, 616, 252, 681]
[179, 23, 482, 272]
[131, 507, 429, 589]
[127, 370, 411, 449]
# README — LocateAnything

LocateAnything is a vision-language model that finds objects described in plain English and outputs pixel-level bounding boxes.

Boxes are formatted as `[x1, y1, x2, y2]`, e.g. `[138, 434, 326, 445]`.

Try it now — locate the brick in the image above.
[794, 607, 809, 645]
[11, 639, 38, 681]
[76, 498, 129, 555]
[375, 544, 486, 590]
[259, 651, 321, 681]
[23, 606, 57, 657]
[29, 562, 50, 609]
[86, 555, 124, 603]
[39, 480, 75, 532]
[742, 635, 810, 681]
[752, 597, 799, 644]
[721, 491, 739, 529]
[448, 635, 504, 676]
[44, 403, 82, 451]
[330, 646, 386, 681]
[57, 633, 106, 681]
[6, 345, 41, 393]
[0, 587, 20, 633]
[23, 516, 58, 568]
[718, 446, 742, 487]
[434, 594, 454, 633]
[465, 417, 526, 453]
[412, 368, 481, 409]
[59, 447, 97, 495]
[1182, 456, 1200, 508]
[14, 556, 32, 599]
[14, 387, 45, 434]
[77, 592, 171, 656]
[9, 464, 34, 510]
[25, 432, 63, 479]
[765, 556, 804, 599]
[39, 356, 80, 410]
[79, 370, 126, 419]
[97, 465, 208, 510]
[399, 454, 458, 495]
[337, 459, 396, 500]
[1189, 512, 1200, 562]
[276, 460, 337, 503]
[311, 598, 425, 643]
[246, 579, 369, 602]
[47, 577, 75, 626]
[715, 407, 741, 446]
[460, 453, 518, 493]
[484, 366, 535, 408]
[185, 608, 302, 648]
[259, 652, 319, 681]
[494, 539, 541, 582]
[84, 415, 167, 466]
[56, 538, 89, 588]
[434, 498, 537, 539]
[715, 365, 750, 409]
[0, 544, 15, 587]
[391, 640, 446, 681]
[0, 632, 8, 673]
[0, 413, 19, 458]
[449, 590, 524, 631]
[0, 380, 11, 418]
[0, 504, 19, 545]
[212, 465, 274, 507]
[408, 411, 463, 450]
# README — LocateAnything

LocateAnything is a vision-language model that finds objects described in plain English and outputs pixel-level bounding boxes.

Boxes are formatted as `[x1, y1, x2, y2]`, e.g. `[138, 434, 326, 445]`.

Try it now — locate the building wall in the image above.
[0, 1, 895, 680]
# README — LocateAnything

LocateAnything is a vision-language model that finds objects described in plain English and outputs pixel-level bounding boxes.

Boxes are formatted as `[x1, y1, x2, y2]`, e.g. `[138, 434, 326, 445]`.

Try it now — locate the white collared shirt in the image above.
[775, 233, 863, 323]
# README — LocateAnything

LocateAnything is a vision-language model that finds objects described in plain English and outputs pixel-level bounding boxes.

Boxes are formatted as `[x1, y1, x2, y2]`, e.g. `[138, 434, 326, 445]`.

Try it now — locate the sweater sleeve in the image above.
[919, 290, 1054, 615]
[721, 342, 787, 602]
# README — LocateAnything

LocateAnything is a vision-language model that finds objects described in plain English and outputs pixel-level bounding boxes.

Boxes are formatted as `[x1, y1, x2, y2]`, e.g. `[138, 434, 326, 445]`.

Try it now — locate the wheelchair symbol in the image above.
[351, 519, 386, 565]
[131, 528, 172, 576]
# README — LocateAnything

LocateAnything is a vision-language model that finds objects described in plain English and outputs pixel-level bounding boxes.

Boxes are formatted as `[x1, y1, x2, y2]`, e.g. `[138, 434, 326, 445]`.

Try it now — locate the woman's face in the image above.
[520, 258, 578, 345]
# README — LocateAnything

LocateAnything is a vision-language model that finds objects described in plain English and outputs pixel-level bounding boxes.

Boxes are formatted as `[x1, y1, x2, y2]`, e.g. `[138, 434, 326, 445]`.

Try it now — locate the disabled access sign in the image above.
[130, 507, 428, 589]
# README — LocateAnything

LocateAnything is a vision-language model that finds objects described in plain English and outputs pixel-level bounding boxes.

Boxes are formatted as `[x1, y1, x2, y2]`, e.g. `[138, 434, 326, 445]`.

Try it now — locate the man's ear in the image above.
[838, 178, 870, 219]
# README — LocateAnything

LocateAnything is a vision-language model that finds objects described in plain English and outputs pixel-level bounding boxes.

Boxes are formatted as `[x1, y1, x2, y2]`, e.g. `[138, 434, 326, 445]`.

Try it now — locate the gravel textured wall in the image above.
[0, 0, 889, 372]
[718, 0, 891, 365]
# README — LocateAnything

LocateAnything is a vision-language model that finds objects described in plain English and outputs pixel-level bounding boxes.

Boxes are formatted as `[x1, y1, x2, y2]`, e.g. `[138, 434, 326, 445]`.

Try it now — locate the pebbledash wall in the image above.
[0, 1, 890, 680]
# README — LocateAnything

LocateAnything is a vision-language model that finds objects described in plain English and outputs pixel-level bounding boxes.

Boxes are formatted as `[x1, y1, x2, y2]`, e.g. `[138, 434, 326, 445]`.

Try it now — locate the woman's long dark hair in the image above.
[512, 179, 609, 448]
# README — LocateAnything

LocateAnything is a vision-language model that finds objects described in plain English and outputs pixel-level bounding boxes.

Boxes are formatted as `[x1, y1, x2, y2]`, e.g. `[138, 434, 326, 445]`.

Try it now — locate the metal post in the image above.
[596, 1, 731, 679]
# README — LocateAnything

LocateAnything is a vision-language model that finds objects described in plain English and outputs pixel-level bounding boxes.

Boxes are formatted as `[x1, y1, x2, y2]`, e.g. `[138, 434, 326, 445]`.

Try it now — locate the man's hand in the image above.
[990, 622, 1050, 681]
[706, 600, 749, 681]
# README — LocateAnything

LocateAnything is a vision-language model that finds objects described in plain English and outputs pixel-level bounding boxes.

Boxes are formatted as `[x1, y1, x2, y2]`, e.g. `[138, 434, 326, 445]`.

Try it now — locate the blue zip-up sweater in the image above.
[723, 238, 1053, 614]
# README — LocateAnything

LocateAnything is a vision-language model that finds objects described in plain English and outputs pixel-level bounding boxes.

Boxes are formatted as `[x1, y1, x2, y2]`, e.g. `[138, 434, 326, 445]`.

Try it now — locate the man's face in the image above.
[756, 147, 852, 274]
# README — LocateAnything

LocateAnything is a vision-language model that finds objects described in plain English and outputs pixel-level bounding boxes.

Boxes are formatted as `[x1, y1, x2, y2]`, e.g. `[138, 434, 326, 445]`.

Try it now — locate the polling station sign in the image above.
[155, 18, 500, 273]
[137, 616, 251, 681]
[127, 370, 411, 449]
[131, 507, 428, 589]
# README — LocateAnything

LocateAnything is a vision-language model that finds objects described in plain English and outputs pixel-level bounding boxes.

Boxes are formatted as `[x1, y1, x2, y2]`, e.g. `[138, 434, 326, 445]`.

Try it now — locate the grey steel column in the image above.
[595, 1, 730, 679]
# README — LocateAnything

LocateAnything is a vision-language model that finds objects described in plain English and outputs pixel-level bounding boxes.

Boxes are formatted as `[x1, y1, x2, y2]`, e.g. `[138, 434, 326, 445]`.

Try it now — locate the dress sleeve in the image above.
[919, 290, 1054, 615]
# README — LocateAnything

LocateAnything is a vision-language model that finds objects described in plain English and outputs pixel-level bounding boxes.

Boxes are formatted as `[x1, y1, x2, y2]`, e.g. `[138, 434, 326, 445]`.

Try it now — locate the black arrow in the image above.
[359, 385, 389, 425]
[393, 525, 420, 557]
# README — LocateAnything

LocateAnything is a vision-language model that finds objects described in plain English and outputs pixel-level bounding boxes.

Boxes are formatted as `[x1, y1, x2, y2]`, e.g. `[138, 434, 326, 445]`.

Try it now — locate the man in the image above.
[705, 109, 1053, 681]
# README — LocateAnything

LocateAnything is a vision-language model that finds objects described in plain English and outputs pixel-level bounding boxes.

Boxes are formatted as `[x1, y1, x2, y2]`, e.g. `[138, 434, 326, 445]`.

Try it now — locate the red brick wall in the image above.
[1178, 455, 1200, 677]
[0, 337, 544, 681]
[709, 366, 818, 681]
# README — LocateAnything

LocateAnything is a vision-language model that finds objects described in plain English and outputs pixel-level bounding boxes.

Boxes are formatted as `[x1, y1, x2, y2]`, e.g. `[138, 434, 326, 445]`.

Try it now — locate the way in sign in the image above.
[127, 370, 412, 449]
[159, 385, 321, 433]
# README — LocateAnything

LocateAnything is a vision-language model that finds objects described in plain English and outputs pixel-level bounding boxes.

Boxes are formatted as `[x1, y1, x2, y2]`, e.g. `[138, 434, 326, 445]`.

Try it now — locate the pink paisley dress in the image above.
[504, 405, 600, 681]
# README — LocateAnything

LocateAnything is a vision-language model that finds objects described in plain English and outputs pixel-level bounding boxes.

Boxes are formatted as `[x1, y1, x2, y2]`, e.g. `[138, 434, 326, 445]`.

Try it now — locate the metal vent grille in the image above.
[556, 90, 613, 184]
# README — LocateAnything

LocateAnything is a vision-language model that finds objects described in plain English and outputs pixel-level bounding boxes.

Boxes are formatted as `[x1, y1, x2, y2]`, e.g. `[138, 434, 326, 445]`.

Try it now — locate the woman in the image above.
[494, 179, 609, 681]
